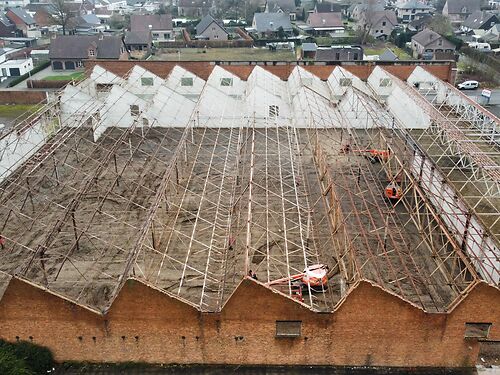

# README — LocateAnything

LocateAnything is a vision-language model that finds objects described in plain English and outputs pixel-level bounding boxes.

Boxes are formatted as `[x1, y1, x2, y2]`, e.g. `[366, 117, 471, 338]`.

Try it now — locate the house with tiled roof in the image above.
[442, 0, 481, 24]
[5, 7, 38, 37]
[252, 12, 293, 37]
[396, 0, 434, 23]
[265, 0, 297, 20]
[196, 14, 228, 40]
[177, 0, 212, 17]
[130, 14, 174, 42]
[314, 2, 342, 13]
[411, 28, 455, 59]
[307, 12, 344, 35]
[360, 10, 398, 40]
[49, 34, 127, 71]
[461, 11, 499, 33]
[0, 12, 16, 37]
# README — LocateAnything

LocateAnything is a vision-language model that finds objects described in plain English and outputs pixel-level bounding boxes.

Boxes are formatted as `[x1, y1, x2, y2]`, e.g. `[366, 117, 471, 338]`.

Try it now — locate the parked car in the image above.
[458, 80, 479, 90]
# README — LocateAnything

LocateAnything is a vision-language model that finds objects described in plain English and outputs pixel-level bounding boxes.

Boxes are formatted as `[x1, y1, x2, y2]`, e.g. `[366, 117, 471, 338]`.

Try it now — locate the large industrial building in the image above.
[0, 60, 498, 370]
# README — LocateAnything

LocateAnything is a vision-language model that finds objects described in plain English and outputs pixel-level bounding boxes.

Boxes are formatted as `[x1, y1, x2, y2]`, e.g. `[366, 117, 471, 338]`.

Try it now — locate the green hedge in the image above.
[7, 61, 50, 88]
[0, 339, 54, 375]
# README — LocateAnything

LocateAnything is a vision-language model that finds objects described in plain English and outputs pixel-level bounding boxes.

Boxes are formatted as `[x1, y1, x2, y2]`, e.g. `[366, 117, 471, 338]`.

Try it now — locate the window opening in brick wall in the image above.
[464, 323, 492, 339]
[276, 321, 301, 338]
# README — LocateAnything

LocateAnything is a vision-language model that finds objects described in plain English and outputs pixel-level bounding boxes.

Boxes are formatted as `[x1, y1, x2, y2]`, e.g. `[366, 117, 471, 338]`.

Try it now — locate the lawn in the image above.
[43, 72, 85, 81]
[0, 104, 43, 128]
[0, 104, 42, 118]
[364, 44, 413, 60]
[155, 47, 297, 61]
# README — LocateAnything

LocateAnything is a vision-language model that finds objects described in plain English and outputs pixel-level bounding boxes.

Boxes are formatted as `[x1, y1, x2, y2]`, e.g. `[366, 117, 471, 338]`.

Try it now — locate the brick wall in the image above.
[0, 277, 498, 367]
[27, 80, 70, 89]
[0, 91, 47, 104]
[84, 61, 455, 83]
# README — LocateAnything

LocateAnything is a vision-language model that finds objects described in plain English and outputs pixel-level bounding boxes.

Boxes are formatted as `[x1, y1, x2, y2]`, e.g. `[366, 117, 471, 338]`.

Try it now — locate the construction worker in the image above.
[0, 235, 4, 250]
[252, 271, 258, 280]
[228, 236, 235, 251]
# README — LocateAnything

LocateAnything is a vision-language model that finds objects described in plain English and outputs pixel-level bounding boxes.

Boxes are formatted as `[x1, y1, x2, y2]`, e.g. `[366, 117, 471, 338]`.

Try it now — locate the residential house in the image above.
[307, 12, 344, 35]
[442, 0, 481, 24]
[0, 0, 29, 9]
[407, 14, 432, 32]
[396, 0, 433, 23]
[0, 46, 22, 63]
[130, 14, 173, 43]
[351, 0, 385, 21]
[252, 12, 293, 37]
[265, 0, 297, 20]
[379, 48, 398, 61]
[482, 24, 500, 46]
[301, 42, 317, 59]
[0, 12, 15, 37]
[49, 34, 127, 70]
[74, 13, 106, 34]
[124, 30, 151, 53]
[314, 2, 342, 13]
[5, 7, 39, 37]
[0, 57, 32, 78]
[27, 4, 56, 28]
[315, 45, 363, 61]
[95, 8, 113, 25]
[489, 0, 500, 9]
[461, 11, 499, 33]
[360, 10, 398, 40]
[411, 28, 455, 59]
[94, 0, 127, 12]
[177, 0, 212, 17]
[196, 14, 228, 40]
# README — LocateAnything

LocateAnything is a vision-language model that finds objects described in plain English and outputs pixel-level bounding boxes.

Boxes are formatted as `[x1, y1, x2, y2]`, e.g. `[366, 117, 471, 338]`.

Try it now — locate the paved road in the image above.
[461, 88, 500, 118]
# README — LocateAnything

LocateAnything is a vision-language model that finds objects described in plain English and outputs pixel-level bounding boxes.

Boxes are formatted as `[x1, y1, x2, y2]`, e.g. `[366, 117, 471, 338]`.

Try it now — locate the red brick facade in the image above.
[84, 61, 456, 83]
[0, 277, 498, 367]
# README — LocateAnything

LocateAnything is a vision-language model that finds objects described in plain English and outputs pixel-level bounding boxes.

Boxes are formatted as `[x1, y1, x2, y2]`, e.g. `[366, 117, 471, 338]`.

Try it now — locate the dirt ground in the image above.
[0, 126, 469, 313]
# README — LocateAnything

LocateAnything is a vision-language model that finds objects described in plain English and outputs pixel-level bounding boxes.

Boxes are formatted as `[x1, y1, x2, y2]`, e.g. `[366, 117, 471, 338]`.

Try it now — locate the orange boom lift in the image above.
[265, 264, 329, 302]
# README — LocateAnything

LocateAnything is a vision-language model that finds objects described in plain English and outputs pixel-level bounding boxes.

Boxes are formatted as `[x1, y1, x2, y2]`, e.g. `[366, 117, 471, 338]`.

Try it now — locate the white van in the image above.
[468, 42, 492, 51]
[457, 80, 479, 90]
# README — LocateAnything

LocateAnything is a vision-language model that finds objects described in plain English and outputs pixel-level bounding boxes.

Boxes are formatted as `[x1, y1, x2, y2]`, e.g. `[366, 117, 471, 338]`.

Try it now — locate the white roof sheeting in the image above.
[328, 66, 368, 98]
[164, 65, 206, 99]
[206, 65, 246, 98]
[62, 64, 441, 138]
[144, 85, 196, 127]
[60, 85, 102, 128]
[97, 85, 148, 140]
[125, 65, 164, 98]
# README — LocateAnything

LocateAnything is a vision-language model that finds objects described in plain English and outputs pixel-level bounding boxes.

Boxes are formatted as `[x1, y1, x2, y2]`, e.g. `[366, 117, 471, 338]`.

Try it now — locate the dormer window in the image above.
[89, 49, 95, 57]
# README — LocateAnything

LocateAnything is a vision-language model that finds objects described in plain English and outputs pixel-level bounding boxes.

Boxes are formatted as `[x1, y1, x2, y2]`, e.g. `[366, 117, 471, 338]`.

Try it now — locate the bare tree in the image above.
[361, 0, 376, 45]
[50, 0, 71, 36]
